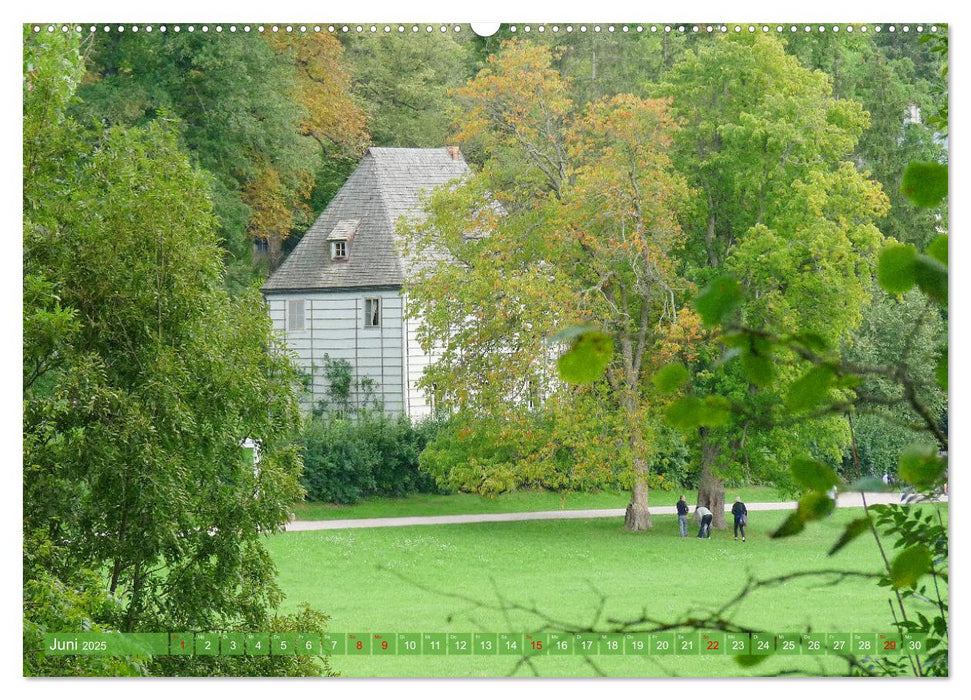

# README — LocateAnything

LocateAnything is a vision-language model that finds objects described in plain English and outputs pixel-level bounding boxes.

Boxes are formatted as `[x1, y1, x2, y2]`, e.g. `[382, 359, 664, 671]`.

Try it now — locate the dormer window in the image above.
[328, 219, 359, 262]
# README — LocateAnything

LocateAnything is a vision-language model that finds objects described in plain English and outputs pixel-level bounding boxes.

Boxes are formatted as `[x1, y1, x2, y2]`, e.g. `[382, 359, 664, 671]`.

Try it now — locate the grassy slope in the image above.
[292, 485, 784, 521]
[266, 506, 945, 677]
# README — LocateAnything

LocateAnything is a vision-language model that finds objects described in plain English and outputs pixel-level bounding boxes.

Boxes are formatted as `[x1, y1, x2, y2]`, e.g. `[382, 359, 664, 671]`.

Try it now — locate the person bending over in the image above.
[695, 505, 713, 539]
[732, 496, 748, 542]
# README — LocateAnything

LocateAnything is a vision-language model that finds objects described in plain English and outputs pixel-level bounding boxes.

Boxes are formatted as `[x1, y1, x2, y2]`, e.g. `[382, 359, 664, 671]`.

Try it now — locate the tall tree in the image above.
[404, 41, 693, 530]
[24, 30, 325, 675]
[341, 31, 474, 147]
[75, 31, 366, 287]
[659, 35, 889, 525]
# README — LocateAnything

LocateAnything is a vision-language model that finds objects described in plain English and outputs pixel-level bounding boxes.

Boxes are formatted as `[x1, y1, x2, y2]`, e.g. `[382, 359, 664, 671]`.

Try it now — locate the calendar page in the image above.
[22, 15, 949, 682]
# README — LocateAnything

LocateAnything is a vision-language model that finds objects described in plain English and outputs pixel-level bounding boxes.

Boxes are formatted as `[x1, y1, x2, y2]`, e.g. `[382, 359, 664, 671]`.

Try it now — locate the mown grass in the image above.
[292, 485, 784, 521]
[265, 505, 945, 677]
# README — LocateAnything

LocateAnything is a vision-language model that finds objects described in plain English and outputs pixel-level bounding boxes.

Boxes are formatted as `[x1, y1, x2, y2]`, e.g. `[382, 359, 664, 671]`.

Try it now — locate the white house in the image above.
[261, 147, 470, 418]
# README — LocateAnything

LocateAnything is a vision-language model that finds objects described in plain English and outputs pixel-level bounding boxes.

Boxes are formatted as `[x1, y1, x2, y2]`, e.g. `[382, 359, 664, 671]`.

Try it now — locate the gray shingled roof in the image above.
[262, 147, 470, 293]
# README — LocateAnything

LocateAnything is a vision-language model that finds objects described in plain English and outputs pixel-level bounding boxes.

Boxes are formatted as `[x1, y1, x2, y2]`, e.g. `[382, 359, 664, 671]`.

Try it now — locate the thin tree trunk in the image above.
[696, 430, 726, 529]
[625, 465, 652, 531]
[623, 388, 652, 531]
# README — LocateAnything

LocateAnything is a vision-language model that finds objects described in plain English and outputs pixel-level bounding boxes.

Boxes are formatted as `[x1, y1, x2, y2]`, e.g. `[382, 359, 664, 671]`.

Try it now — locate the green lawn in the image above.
[292, 485, 784, 521]
[266, 506, 942, 677]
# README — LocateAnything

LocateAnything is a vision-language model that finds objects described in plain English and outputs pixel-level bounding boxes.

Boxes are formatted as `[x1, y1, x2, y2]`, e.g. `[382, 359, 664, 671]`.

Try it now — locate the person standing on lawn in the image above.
[732, 496, 748, 541]
[696, 505, 713, 539]
[677, 494, 690, 538]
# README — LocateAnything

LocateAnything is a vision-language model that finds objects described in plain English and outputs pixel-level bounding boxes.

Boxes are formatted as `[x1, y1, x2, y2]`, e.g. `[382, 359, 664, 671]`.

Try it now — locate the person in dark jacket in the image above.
[677, 495, 689, 537]
[732, 496, 748, 541]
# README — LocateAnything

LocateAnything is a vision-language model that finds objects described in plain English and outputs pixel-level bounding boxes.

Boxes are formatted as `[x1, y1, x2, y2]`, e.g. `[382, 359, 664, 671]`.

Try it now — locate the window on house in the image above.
[365, 298, 381, 327]
[331, 240, 347, 260]
[287, 299, 305, 331]
[253, 238, 269, 254]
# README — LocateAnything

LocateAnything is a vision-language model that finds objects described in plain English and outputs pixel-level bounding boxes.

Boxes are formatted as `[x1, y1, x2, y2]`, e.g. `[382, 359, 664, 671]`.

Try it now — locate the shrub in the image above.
[299, 411, 444, 503]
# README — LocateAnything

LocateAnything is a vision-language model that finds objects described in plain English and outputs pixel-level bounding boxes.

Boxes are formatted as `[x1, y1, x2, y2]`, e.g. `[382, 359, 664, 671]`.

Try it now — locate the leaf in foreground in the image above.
[877, 244, 917, 295]
[828, 517, 871, 556]
[770, 512, 806, 539]
[790, 457, 839, 492]
[890, 545, 933, 589]
[556, 329, 614, 384]
[694, 275, 742, 327]
[900, 161, 947, 208]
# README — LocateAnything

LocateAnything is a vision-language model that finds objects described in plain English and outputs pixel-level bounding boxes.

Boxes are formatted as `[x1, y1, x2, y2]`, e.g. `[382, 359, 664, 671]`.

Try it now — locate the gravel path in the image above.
[285, 492, 943, 532]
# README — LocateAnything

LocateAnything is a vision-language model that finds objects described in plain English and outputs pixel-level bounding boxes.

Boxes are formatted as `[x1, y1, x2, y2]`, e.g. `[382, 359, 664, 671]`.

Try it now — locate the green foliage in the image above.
[900, 162, 948, 208]
[341, 31, 474, 147]
[300, 412, 443, 504]
[842, 288, 945, 479]
[74, 30, 366, 289]
[664, 396, 731, 430]
[24, 32, 318, 676]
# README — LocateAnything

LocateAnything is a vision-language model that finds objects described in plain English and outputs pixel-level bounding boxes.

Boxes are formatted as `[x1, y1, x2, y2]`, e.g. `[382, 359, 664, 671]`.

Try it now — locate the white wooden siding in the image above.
[402, 295, 439, 420]
[267, 290, 408, 415]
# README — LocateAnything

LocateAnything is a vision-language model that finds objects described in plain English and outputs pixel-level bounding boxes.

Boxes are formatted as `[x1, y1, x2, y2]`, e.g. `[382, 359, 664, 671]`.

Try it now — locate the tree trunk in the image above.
[625, 472, 652, 531]
[621, 380, 652, 531]
[697, 431, 726, 529]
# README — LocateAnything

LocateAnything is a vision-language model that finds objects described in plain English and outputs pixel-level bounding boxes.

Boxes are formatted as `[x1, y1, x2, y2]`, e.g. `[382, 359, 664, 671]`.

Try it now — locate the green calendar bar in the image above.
[624, 633, 650, 655]
[651, 632, 675, 656]
[372, 633, 395, 656]
[852, 633, 877, 656]
[170, 632, 193, 656]
[39, 631, 942, 657]
[347, 633, 369, 655]
[221, 633, 245, 656]
[422, 633, 446, 655]
[777, 633, 801, 655]
[574, 633, 599, 655]
[397, 633, 421, 655]
[447, 633, 472, 655]
[524, 632, 548, 656]
[498, 633, 522, 655]
[676, 632, 699, 655]
[801, 633, 826, 656]
[322, 633, 345, 655]
[548, 632, 572, 655]
[877, 632, 902, 655]
[246, 633, 270, 656]
[473, 633, 497, 655]
[726, 632, 750, 655]
[700, 631, 725, 655]
[296, 633, 322, 655]
[195, 633, 219, 656]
